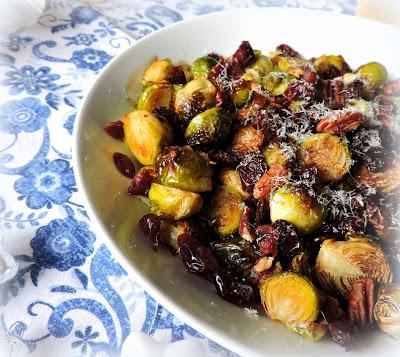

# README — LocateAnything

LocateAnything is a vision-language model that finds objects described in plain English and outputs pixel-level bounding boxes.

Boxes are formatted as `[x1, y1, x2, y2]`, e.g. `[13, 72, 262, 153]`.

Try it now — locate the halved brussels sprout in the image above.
[347, 98, 376, 127]
[212, 235, 257, 275]
[269, 184, 326, 234]
[260, 272, 320, 325]
[155, 146, 212, 192]
[205, 185, 244, 236]
[233, 88, 251, 108]
[174, 78, 216, 120]
[143, 58, 172, 84]
[137, 83, 173, 112]
[374, 284, 400, 339]
[356, 62, 388, 90]
[241, 54, 273, 83]
[148, 183, 203, 220]
[316, 235, 391, 297]
[184, 107, 232, 147]
[231, 125, 264, 155]
[263, 141, 293, 167]
[263, 72, 295, 96]
[314, 55, 349, 77]
[287, 322, 327, 342]
[275, 56, 309, 78]
[218, 168, 249, 198]
[298, 133, 351, 183]
[160, 219, 191, 251]
[124, 110, 173, 165]
[191, 56, 217, 79]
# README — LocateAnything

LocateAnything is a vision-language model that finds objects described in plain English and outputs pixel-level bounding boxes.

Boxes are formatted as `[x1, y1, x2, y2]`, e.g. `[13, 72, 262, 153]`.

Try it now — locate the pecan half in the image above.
[253, 163, 287, 200]
[347, 277, 375, 330]
[316, 111, 362, 135]
[355, 160, 400, 193]
[383, 78, 400, 96]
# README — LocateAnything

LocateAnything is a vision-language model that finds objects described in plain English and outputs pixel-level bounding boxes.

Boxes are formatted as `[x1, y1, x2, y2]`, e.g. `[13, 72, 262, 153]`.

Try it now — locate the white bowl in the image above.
[73, 8, 400, 357]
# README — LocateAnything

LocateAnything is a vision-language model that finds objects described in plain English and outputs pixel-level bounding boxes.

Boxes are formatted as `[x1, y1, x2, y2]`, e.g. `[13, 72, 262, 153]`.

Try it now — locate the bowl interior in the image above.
[74, 8, 400, 357]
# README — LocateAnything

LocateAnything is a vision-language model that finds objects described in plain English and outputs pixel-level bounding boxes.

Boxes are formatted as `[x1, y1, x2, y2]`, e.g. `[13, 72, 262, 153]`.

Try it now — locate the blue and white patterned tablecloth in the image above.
[0, 1, 356, 356]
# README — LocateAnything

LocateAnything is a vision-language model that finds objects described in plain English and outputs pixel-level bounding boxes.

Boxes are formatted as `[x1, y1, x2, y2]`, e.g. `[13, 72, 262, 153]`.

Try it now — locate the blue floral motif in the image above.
[1, 35, 33, 52]
[64, 113, 76, 135]
[2, 65, 60, 95]
[70, 6, 101, 28]
[63, 33, 97, 46]
[14, 159, 76, 209]
[94, 21, 117, 37]
[70, 48, 112, 71]
[72, 326, 99, 354]
[31, 215, 95, 271]
[0, 97, 50, 134]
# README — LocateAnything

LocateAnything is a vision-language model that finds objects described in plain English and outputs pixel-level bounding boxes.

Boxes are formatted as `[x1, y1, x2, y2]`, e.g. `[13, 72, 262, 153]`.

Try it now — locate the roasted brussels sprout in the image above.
[316, 235, 391, 297]
[269, 184, 326, 234]
[218, 168, 249, 198]
[263, 72, 295, 96]
[263, 141, 294, 167]
[347, 98, 376, 127]
[160, 219, 191, 251]
[184, 107, 232, 147]
[260, 272, 320, 325]
[212, 235, 257, 275]
[356, 62, 388, 90]
[137, 83, 173, 112]
[241, 54, 273, 83]
[275, 55, 309, 78]
[374, 284, 400, 339]
[287, 322, 328, 342]
[156, 146, 212, 192]
[314, 55, 349, 78]
[191, 56, 217, 79]
[205, 185, 244, 236]
[174, 78, 216, 120]
[148, 183, 203, 220]
[231, 125, 264, 155]
[124, 110, 173, 165]
[233, 88, 251, 108]
[298, 133, 351, 183]
[143, 59, 172, 84]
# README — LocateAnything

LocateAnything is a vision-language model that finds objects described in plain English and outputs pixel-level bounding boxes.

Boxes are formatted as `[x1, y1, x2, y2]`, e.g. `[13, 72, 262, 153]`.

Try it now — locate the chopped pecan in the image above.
[316, 111, 362, 135]
[253, 256, 274, 273]
[348, 277, 375, 330]
[253, 163, 287, 200]
[239, 206, 256, 242]
[355, 160, 400, 193]
[383, 78, 400, 96]
[375, 95, 399, 133]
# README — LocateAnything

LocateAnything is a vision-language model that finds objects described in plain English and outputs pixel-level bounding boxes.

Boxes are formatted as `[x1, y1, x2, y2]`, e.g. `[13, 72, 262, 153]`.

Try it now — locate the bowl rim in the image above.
[72, 7, 400, 356]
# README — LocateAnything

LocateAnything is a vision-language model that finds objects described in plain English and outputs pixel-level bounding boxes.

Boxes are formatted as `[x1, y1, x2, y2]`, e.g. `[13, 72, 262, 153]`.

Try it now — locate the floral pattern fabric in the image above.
[0, 0, 356, 356]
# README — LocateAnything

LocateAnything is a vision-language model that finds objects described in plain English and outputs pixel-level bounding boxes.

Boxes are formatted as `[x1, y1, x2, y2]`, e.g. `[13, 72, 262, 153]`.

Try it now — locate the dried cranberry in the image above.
[128, 168, 156, 196]
[178, 233, 218, 274]
[254, 225, 280, 257]
[214, 270, 256, 307]
[208, 150, 237, 166]
[113, 152, 136, 178]
[362, 147, 392, 172]
[237, 152, 267, 193]
[232, 41, 256, 69]
[255, 199, 268, 226]
[251, 108, 285, 141]
[276, 44, 300, 58]
[139, 213, 161, 248]
[104, 120, 124, 141]
[283, 80, 315, 103]
[321, 295, 343, 323]
[167, 65, 187, 84]
[328, 320, 352, 349]
[215, 90, 235, 112]
[273, 220, 303, 264]
[302, 64, 318, 84]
